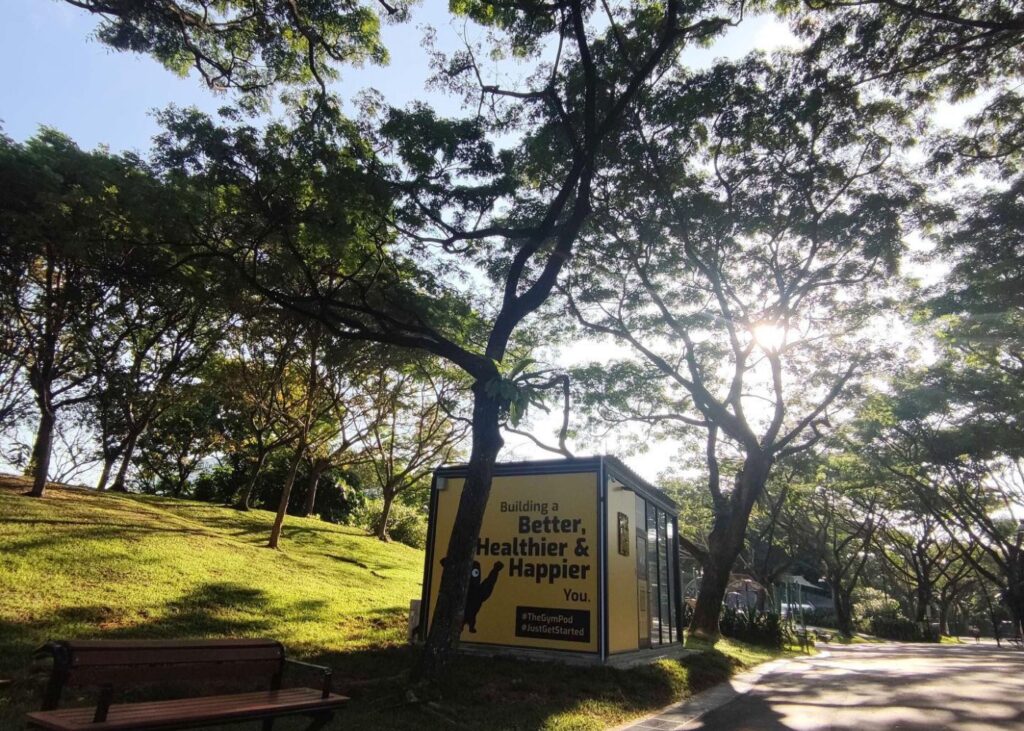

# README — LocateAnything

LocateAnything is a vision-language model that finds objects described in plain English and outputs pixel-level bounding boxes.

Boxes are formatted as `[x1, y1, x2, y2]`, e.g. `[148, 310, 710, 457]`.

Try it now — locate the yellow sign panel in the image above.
[426, 471, 599, 652]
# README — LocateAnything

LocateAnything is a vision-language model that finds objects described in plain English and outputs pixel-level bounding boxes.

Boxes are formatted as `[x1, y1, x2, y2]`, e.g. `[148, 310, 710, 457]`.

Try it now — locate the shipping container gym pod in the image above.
[418, 456, 684, 665]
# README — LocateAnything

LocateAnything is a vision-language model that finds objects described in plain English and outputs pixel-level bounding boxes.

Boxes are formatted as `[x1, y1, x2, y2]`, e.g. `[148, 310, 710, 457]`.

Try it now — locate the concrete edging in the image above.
[611, 651, 828, 731]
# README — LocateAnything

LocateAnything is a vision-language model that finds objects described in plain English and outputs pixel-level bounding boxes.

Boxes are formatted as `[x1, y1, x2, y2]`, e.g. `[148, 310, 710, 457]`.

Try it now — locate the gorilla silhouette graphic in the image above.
[441, 558, 504, 633]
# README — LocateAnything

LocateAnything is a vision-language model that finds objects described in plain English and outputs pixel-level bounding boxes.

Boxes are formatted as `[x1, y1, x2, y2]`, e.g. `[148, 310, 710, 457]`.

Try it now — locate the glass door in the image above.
[635, 495, 650, 648]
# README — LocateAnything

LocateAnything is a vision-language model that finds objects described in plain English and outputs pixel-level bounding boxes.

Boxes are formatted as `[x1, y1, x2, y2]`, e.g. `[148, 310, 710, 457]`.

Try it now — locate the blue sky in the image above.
[0, 1, 794, 153]
[0, 0, 470, 151]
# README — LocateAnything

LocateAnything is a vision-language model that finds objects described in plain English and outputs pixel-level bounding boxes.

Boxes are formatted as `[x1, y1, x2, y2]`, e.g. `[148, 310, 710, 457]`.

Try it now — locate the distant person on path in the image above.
[971, 626, 981, 643]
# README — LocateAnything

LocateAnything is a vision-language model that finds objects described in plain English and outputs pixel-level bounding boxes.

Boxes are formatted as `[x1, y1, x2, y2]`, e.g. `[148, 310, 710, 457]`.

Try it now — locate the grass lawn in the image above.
[831, 633, 884, 645]
[0, 476, 802, 730]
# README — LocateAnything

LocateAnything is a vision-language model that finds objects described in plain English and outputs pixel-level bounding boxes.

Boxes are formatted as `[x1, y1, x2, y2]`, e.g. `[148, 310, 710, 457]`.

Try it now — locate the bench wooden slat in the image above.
[61, 640, 279, 650]
[64, 660, 285, 687]
[70, 647, 284, 666]
[66, 641, 283, 667]
[26, 688, 349, 731]
[46, 640, 286, 688]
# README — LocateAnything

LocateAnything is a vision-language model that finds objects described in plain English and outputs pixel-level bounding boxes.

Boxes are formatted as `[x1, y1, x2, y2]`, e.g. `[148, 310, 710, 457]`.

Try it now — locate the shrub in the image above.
[192, 464, 244, 503]
[854, 588, 902, 624]
[352, 499, 428, 549]
[720, 608, 785, 649]
[804, 608, 839, 629]
[869, 616, 940, 642]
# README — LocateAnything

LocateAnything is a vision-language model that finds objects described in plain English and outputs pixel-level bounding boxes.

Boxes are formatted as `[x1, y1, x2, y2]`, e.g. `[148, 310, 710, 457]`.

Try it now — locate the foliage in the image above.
[792, 0, 1024, 105]
[353, 498, 428, 549]
[803, 608, 840, 630]
[0, 130, 172, 496]
[854, 588, 902, 624]
[60, 0, 399, 111]
[719, 608, 786, 650]
[869, 617, 940, 643]
[133, 378, 223, 496]
[359, 367, 468, 540]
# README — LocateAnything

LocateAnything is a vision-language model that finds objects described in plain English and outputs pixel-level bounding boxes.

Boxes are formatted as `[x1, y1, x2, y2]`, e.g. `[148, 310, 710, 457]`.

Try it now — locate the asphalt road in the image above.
[685, 642, 1024, 731]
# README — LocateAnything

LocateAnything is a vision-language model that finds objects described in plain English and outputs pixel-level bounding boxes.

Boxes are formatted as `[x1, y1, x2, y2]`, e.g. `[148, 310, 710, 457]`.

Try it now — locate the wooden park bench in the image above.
[26, 639, 348, 730]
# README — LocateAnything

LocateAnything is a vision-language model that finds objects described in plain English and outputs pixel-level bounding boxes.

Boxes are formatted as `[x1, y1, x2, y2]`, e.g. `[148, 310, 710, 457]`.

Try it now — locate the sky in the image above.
[0, 1, 797, 152]
[0, 1, 829, 485]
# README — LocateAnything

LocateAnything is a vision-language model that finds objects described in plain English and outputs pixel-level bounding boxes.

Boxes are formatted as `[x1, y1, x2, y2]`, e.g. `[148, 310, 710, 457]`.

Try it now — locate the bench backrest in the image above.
[39, 639, 286, 710]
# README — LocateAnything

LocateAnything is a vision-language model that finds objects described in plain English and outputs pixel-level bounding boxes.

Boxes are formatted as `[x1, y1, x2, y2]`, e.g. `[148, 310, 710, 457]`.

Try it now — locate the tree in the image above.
[48, 405, 102, 485]
[0, 131, 162, 497]
[879, 515, 952, 623]
[933, 544, 977, 635]
[0, 327, 29, 441]
[737, 463, 805, 609]
[91, 280, 222, 492]
[793, 1, 1024, 103]
[362, 368, 468, 541]
[134, 377, 223, 496]
[857, 393, 1024, 640]
[297, 350, 383, 518]
[565, 53, 915, 638]
[136, 1, 736, 675]
[267, 324, 337, 549]
[59, 0, 399, 108]
[218, 320, 307, 511]
[785, 453, 883, 637]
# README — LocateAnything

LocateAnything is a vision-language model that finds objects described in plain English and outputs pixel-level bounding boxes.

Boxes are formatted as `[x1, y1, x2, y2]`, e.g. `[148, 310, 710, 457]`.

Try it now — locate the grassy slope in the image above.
[0, 477, 797, 730]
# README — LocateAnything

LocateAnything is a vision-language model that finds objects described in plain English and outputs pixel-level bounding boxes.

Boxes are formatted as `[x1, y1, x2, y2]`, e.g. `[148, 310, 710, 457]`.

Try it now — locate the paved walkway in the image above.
[619, 642, 1024, 730]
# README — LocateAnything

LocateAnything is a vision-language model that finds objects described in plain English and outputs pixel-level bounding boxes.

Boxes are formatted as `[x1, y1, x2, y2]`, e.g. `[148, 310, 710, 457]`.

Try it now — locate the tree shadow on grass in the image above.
[0, 582, 275, 672]
[0, 592, 734, 731]
[1, 517, 212, 553]
[0, 577, 746, 731]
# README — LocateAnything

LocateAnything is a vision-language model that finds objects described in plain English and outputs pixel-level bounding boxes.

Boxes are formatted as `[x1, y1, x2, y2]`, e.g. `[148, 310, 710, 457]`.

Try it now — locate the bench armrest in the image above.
[283, 658, 333, 699]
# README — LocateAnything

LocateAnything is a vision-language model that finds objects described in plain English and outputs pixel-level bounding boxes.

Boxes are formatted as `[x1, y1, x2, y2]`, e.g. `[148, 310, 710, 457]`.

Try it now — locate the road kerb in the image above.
[612, 651, 826, 731]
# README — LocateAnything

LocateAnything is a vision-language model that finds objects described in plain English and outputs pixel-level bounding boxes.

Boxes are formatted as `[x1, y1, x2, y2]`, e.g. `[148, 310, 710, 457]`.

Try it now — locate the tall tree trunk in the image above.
[236, 450, 268, 510]
[938, 598, 952, 636]
[110, 429, 141, 493]
[27, 405, 56, 497]
[376, 488, 396, 541]
[690, 555, 733, 640]
[914, 580, 931, 623]
[268, 442, 304, 549]
[689, 457, 771, 640]
[96, 453, 117, 491]
[302, 460, 328, 517]
[833, 584, 855, 637]
[1006, 570, 1024, 640]
[413, 383, 503, 681]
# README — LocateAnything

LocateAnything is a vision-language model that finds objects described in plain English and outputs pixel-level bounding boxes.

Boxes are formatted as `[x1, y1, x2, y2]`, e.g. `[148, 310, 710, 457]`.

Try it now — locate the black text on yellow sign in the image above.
[427, 472, 599, 652]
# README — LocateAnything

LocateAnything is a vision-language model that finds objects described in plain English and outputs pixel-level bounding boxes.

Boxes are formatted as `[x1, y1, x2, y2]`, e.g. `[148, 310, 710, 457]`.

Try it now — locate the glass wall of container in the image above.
[635, 494, 679, 647]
